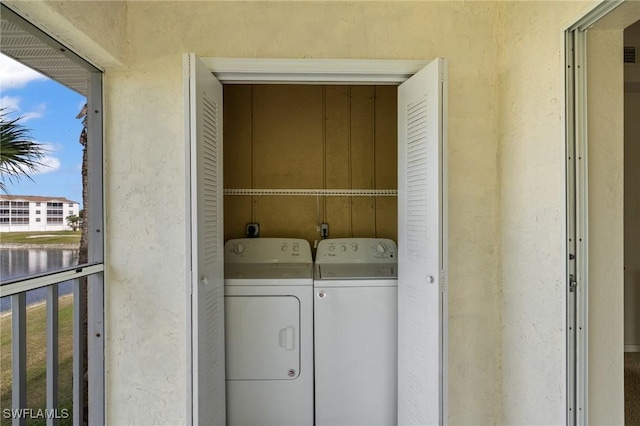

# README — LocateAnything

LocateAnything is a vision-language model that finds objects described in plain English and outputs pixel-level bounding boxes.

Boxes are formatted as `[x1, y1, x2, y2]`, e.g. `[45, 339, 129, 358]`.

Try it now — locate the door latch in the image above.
[569, 274, 577, 292]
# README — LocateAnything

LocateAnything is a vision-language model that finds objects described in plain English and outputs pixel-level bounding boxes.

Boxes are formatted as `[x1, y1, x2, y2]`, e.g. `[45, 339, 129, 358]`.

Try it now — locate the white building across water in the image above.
[0, 195, 80, 232]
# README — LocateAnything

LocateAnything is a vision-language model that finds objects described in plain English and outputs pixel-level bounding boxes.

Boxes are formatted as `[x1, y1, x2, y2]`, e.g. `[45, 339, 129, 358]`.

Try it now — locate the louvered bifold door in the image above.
[186, 53, 225, 426]
[397, 58, 448, 426]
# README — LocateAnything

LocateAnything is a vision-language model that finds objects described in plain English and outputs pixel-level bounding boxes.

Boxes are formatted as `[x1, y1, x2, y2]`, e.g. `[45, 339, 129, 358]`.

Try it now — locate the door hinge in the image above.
[440, 270, 446, 293]
[569, 274, 577, 292]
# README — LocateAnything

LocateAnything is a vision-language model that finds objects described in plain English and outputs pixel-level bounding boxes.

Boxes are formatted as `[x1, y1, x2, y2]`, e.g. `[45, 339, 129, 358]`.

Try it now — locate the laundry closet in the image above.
[185, 55, 446, 426]
[222, 84, 398, 242]
[221, 84, 398, 425]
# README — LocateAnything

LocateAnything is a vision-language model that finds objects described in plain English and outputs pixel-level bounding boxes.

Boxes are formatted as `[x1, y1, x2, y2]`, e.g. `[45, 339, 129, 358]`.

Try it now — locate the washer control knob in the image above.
[281, 244, 288, 252]
[293, 243, 299, 252]
[376, 244, 386, 254]
[351, 243, 358, 251]
[329, 245, 336, 252]
[340, 245, 347, 252]
[234, 243, 245, 254]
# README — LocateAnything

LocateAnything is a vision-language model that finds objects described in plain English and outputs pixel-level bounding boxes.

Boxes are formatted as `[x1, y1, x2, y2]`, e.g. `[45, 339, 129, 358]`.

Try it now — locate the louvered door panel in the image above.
[202, 95, 220, 267]
[187, 53, 225, 426]
[405, 98, 430, 264]
[397, 58, 447, 426]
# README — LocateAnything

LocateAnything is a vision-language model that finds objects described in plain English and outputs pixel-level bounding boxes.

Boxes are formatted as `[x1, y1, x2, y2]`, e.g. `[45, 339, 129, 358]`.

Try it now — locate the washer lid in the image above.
[316, 263, 397, 279]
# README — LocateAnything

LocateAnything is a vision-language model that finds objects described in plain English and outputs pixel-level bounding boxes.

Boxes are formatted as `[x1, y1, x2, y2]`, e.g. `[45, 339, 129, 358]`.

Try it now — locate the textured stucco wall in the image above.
[10, 0, 632, 424]
[587, 29, 625, 424]
[120, 2, 502, 424]
[497, 1, 597, 423]
[103, 61, 189, 425]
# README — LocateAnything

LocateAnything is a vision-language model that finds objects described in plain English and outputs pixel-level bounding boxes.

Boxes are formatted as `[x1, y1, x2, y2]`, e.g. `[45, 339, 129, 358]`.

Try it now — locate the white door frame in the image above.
[565, 1, 625, 424]
[188, 57, 446, 424]
[201, 58, 428, 85]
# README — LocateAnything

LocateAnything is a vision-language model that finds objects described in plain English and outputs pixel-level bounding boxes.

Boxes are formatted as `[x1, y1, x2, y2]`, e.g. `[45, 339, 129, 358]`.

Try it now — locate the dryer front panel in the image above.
[225, 295, 300, 380]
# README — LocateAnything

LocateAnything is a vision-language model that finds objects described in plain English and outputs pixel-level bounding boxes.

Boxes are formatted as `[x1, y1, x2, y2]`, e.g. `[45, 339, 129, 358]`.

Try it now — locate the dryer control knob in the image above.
[376, 244, 386, 254]
[234, 243, 245, 254]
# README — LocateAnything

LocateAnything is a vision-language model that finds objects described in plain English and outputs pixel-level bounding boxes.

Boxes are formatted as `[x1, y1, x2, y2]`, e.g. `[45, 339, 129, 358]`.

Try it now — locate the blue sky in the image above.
[1, 53, 86, 206]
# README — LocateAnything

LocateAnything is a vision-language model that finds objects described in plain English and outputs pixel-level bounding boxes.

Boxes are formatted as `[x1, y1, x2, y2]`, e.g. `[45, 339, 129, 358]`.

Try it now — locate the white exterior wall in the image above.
[104, 63, 189, 425]
[497, 2, 598, 422]
[0, 199, 80, 232]
[6, 1, 631, 424]
[29, 202, 43, 231]
[31, 201, 80, 232]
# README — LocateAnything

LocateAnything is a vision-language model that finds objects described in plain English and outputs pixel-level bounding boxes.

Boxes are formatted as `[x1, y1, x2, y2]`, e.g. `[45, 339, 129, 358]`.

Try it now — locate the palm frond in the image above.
[0, 108, 49, 193]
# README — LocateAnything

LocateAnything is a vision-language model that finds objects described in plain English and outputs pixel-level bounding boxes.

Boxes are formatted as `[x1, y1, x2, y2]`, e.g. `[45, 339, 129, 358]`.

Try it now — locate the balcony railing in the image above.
[0, 266, 104, 426]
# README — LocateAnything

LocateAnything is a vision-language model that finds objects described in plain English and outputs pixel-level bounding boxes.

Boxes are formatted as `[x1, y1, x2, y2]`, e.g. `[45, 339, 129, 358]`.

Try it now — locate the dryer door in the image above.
[225, 296, 300, 380]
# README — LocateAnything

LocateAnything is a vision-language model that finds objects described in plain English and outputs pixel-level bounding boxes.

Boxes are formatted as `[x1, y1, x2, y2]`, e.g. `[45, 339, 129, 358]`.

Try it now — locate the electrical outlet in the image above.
[320, 223, 329, 238]
[246, 223, 260, 238]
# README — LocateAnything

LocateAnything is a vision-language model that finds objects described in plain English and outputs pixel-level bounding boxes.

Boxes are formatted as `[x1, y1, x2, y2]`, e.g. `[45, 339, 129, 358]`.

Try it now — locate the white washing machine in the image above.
[314, 238, 398, 426]
[224, 238, 314, 426]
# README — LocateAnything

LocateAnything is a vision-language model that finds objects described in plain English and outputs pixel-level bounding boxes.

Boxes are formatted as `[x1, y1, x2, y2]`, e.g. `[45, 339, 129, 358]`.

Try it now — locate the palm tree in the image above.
[0, 108, 48, 192]
[66, 213, 81, 231]
[76, 103, 88, 263]
[76, 103, 90, 424]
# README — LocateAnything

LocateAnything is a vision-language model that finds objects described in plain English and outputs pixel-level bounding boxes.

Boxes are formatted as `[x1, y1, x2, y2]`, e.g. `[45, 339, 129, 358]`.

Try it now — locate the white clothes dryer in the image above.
[314, 238, 398, 426]
[224, 238, 314, 426]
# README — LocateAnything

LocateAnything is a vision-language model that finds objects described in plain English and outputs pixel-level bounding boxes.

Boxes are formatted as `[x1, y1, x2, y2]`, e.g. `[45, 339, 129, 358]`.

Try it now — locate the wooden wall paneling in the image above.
[374, 85, 399, 242]
[350, 86, 376, 237]
[223, 84, 398, 244]
[223, 85, 253, 188]
[374, 85, 398, 189]
[324, 86, 351, 237]
[254, 196, 319, 242]
[325, 196, 351, 238]
[324, 86, 351, 188]
[374, 196, 398, 242]
[253, 85, 324, 189]
[224, 196, 253, 240]
[350, 86, 375, 188]
[351, 197, 376, 237]
[223, 85, 253, 240]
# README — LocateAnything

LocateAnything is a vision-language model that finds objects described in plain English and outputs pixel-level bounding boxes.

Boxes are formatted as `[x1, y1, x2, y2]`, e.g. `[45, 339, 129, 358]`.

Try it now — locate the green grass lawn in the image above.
[0, 296, 74, 425]
[0, 231, 81, 245]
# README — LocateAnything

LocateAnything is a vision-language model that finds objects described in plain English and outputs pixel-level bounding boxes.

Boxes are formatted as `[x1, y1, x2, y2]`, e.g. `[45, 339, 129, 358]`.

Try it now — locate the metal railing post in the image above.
[11, 293, 27, 426]
[73, 279, 85, 426]
[87, 273, 105, 425]
[46, 284, 60, 426]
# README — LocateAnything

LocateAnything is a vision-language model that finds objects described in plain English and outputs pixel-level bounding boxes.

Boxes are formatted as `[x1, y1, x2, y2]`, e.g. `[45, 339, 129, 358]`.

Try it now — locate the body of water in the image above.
[0, 248, 79, 312]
